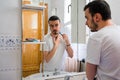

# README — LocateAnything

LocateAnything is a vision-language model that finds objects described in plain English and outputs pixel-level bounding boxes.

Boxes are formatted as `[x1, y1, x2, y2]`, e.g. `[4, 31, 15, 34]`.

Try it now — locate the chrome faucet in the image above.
[53, 68, 60, 75]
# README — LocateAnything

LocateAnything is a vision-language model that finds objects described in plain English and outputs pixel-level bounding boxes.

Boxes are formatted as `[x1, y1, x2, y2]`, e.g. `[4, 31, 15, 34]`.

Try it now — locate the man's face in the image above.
[49, 20, 61, 35]
[84, 8, 98, 32]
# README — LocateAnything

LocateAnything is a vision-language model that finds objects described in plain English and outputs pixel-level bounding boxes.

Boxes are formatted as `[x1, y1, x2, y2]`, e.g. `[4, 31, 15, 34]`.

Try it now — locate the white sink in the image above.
[23, 71, 87, 80]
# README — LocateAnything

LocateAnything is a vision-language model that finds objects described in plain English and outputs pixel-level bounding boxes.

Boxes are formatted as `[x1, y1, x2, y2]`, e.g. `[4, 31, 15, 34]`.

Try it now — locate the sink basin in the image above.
[23, 71, 69, 80]
[34, 71, 69, 77]
[23, 72, 87, 80]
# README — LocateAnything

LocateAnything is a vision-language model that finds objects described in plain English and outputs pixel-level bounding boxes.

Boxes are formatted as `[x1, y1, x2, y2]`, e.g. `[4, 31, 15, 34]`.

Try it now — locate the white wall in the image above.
[46, 0, 64, 24]
[106, 0, 120, 25]
[0, 0, 22, 80]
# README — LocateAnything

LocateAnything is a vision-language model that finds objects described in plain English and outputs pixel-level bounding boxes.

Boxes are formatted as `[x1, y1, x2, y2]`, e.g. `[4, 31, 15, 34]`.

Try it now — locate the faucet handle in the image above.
[55, 68, 58, 72]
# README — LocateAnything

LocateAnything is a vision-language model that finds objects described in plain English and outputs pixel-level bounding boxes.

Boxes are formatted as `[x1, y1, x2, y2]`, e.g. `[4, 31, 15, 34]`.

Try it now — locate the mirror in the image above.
[22, 0, 87, 79]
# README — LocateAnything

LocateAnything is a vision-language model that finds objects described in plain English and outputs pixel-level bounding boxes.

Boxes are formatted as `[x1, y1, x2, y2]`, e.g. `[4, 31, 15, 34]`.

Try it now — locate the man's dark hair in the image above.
[48, 15, 61, 22]
[84, 0, 111, 20]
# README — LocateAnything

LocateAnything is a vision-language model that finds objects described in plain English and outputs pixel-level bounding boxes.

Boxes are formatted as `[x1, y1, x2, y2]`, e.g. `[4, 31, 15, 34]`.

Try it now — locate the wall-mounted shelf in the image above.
[22, 41, 46, 44]
[22, 2, 47, 77]
[22, 4, 46, 10]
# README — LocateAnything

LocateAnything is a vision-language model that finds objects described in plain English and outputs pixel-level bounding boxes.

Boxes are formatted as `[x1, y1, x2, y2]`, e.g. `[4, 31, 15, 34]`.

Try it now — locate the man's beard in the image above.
[52, 30, 59, 39]
[90, 19, 98, 32]
[52, 30, 59, 35]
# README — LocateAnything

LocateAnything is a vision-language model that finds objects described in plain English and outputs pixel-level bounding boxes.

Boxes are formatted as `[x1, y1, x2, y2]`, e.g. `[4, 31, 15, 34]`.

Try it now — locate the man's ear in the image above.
[93, 13, 101, 23]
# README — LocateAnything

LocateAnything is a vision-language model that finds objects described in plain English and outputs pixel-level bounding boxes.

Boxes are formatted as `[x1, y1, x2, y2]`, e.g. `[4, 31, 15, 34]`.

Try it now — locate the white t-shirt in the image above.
[86, 25, 120, 80]
[42, 33, 66, 72]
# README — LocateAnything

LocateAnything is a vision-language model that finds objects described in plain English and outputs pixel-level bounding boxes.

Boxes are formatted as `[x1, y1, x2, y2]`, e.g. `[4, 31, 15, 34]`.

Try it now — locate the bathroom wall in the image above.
[0, 0, 22, 80]
[106, 0, 120, 25]
[50, 0, 64, 23]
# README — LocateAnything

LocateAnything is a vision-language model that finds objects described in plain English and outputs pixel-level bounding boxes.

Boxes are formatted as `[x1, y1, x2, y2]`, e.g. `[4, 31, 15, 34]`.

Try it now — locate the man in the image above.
[43, 15, 73, 71]
[84, 0, 120, 80]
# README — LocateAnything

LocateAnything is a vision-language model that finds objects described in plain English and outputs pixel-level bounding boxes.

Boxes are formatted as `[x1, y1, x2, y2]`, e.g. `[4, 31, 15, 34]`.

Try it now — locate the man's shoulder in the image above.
[44, 33, 51, 38]
[44, 33, 52, 41]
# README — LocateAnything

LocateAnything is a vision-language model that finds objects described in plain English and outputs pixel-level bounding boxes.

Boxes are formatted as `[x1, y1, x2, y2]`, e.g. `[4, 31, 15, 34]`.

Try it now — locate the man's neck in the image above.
[98, 19, 114, 30]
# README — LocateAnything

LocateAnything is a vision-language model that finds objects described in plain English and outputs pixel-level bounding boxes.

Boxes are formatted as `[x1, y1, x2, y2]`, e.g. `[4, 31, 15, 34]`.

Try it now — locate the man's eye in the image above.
[55, 24, 58, 26]
[50, 25, 53, 27]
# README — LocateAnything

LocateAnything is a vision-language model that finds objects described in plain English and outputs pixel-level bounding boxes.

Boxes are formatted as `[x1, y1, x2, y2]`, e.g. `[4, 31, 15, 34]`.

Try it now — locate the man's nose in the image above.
[53, 26, 57, 29]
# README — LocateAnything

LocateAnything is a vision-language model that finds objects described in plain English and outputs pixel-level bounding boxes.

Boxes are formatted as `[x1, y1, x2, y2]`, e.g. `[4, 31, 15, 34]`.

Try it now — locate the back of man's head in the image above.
[84, 0, 111, 20]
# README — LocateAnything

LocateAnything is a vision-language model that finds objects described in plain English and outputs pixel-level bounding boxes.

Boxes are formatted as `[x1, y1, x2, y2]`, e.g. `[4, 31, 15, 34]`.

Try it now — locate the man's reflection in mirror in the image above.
[42, 15, 73, 72]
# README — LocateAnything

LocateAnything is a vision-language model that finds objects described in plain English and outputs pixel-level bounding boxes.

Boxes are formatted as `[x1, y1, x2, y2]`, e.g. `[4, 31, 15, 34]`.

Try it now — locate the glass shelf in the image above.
[22, 4, 46, 10]
[22, 41, 46, 44]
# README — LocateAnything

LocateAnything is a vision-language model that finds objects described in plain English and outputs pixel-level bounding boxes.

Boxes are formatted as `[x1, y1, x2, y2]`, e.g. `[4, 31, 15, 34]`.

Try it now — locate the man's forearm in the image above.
[86, 62, 97, 80]
[66, 45, 73, 58]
